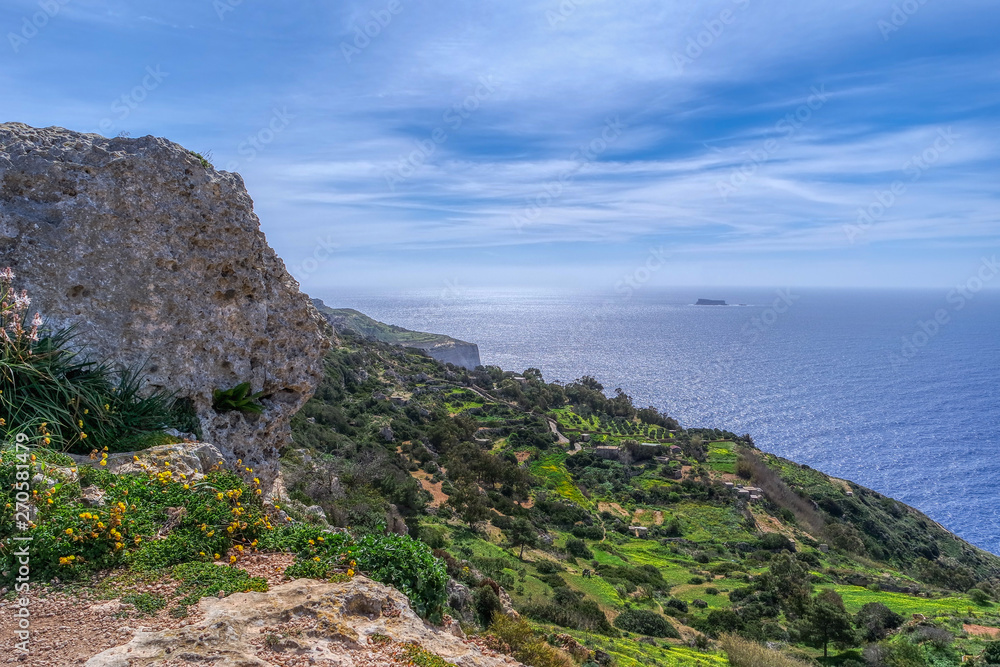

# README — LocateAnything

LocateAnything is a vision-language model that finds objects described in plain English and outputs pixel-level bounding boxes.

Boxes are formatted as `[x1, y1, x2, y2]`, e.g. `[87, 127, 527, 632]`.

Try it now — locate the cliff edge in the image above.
[312, 300, 482, 370]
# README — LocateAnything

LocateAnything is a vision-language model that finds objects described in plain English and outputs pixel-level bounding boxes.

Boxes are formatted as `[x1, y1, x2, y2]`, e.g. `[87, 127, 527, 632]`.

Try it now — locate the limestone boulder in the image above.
[0, 123, 330, 480]
[85, 576, 521, 667]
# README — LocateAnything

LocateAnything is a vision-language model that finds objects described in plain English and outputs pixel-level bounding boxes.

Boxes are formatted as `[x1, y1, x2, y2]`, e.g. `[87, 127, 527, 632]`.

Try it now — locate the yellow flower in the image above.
[207, 531, 215, 537]
[183, 484, 189, 490]
[134, 536, 141, 544]
[217, 492, 224, 500]
[347, 569, 354, 577]
[81, 433, 88, 440]
[199, 551, 206, 556]
[308, 539, 315, 545]
[214, 553, 221, 560]
[313, 556, 321, 562]
[115, 542, 123, 549]
[99, 459, 106, 466]
[230, 555, 237, 563]
[65, 528, 73, 535]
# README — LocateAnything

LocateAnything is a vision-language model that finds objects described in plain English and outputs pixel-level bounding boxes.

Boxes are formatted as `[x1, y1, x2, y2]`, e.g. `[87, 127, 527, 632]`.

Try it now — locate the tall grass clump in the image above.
[1, 268, 177, 453]
[720, 634, 811, 667]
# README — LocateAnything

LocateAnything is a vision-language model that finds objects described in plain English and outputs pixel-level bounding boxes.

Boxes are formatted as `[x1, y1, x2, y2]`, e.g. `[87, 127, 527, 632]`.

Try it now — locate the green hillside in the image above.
[284, 325, 1000, 667]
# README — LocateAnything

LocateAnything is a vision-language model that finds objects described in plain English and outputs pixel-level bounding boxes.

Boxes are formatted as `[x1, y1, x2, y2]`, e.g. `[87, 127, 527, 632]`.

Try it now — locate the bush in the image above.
[535, 560, 564, 575]
[855, 602, 904, 642]
[272, 525, 448, 622]
[720, 634, 811, 667]
[0, 458, 270, 584]
[666, 598, 689, 613]
[475, 584, 503, 627]
[565, 537, 593, 559]
[523, 589, 617, 635]
[171, 562, 268, 606]
[488, 614, 573, 667]
[983, 641, 1000, 665]
[613, 609, 679, 638]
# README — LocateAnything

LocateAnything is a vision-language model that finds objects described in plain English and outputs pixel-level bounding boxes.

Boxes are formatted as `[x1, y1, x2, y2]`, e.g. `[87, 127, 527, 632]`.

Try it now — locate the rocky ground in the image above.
[0, 555, 518, 667]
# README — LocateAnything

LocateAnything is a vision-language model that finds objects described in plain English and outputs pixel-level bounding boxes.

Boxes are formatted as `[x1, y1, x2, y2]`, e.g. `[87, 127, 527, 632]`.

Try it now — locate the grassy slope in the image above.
[312, 300, 474, 348]
[285, 328, 1000, 666]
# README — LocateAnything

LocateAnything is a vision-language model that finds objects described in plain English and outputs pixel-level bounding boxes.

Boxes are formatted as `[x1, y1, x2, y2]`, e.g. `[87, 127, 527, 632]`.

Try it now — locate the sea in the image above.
[316, 287, 1000, 556]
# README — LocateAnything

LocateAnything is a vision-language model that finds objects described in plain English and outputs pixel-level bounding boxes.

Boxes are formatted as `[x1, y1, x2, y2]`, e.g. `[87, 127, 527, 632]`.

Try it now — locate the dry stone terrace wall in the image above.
[0, 122, 329, 480]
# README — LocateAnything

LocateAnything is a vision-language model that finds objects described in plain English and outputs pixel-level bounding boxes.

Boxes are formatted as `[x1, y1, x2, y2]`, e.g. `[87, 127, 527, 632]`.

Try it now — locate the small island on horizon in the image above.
[695, 298, 728, 306]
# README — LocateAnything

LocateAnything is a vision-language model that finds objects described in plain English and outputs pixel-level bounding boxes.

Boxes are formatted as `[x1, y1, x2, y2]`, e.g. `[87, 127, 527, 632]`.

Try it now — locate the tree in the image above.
[448, 482, 489, 528]
[509, 517, 538, 559]
[854, 602, 904, 642]
[799, 590, 855, 659]
[984, 641, 1000, 666]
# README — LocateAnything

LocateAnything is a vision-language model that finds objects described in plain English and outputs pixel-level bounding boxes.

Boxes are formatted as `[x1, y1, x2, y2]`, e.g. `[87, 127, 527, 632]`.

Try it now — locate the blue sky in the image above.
[3, 0, 999, 291]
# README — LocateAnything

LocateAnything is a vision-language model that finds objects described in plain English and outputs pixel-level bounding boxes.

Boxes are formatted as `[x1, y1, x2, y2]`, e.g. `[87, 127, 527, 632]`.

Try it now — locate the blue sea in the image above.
[317, 287, 1000, 555]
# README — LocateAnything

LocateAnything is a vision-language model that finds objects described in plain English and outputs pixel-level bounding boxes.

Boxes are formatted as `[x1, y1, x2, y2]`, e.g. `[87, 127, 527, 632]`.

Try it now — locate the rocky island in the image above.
[695, 298, 728, 306]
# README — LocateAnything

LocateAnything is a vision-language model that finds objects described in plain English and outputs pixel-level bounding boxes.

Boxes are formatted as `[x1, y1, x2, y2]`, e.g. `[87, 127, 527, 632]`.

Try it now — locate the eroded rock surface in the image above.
[0, 123, 329, 479]
[85, 576, 521, 667]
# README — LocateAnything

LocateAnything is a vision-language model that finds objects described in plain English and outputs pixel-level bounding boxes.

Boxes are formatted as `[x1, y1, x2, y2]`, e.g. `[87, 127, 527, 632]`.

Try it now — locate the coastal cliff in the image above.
[312, 300, 482, 370]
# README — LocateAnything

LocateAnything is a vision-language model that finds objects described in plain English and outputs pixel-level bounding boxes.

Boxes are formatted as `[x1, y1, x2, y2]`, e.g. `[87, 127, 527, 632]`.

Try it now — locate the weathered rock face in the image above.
[85, 577, 521, 667]
[0, 123, 329, 479]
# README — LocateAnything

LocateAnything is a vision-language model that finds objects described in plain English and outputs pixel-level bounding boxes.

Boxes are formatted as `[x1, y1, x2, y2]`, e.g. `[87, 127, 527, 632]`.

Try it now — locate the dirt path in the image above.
[410, 470, 448, 507]
[964, 624, 1000, 638]
[545, 417, 570, 445]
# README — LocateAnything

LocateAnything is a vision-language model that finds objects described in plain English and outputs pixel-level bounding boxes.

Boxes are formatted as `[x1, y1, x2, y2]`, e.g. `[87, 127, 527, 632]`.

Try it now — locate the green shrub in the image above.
[984, 641, 1000, 666]
[265, 524, 447, 622]
[720, 634, 811, 667]
[212, 382, 265, 414]
[170, 562, 267, 605]
[0, 457, 270, 584]
[475, 584, 503, 627]
[613, 609, 679, 638]
[487, 614, 574, 667]
[523, 588, 617, 635]
[565, 537, 593, 559]
[121, 592, 166, 615]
